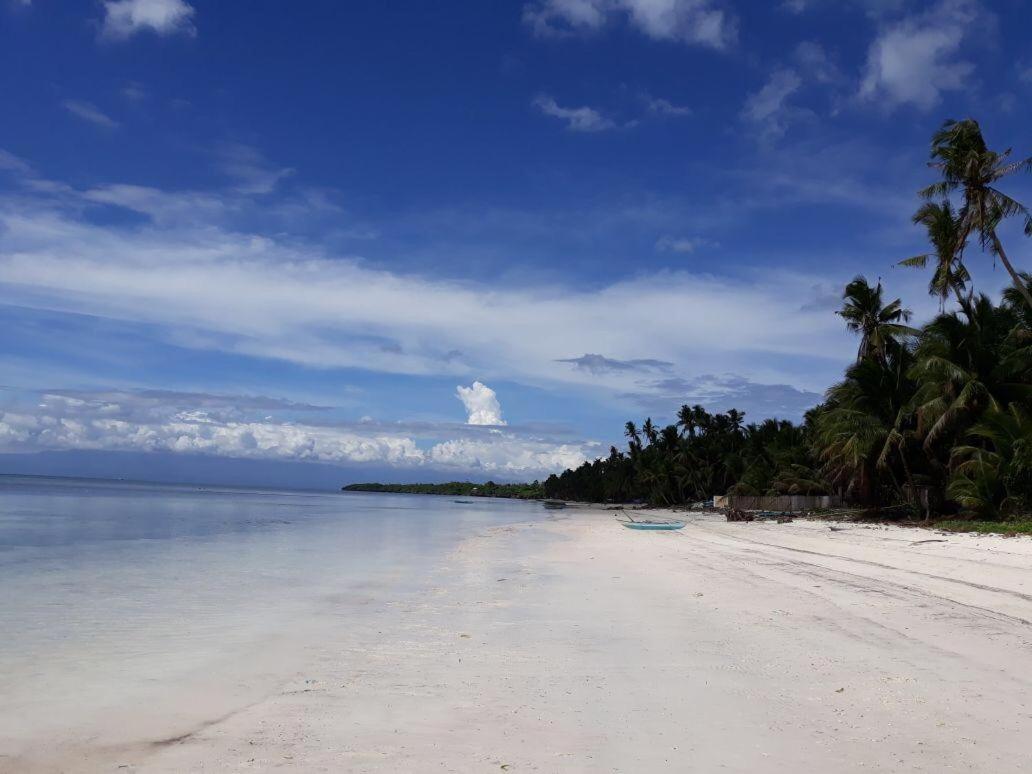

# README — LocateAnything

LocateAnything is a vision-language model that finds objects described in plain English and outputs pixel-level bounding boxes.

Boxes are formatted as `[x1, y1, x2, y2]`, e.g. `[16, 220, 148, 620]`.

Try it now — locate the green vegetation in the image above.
[343, 481, 545, 499]
[544, 118, 1032, 524]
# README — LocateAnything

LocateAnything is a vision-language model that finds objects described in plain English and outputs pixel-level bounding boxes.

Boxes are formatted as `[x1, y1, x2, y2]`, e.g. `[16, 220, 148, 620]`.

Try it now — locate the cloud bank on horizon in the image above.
[0, 0, 1029, 481]
[0, 388, 590, 478]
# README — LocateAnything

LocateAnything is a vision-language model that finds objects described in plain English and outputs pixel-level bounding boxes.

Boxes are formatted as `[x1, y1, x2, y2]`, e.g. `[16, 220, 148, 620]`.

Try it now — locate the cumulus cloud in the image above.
[523, 0, 736, 50]
[427, 437, 586, 474]
[533, 94, 617, 132]
[61, 100, 119, 129]
[456, 381, 506, 426]
[100, 0, 196, 40]
[858, 0, 981, 109]
[0, 389, 591, 477]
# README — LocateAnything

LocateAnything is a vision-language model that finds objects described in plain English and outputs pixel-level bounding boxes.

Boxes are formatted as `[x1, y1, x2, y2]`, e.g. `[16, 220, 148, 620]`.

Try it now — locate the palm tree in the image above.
[1002, 272, 1032, 330]
[624, 421, 641, 463]
[877, 406, 923, 516]
[921, 118, 1032, 311]
[899, 200, 971, 310]
[837, 276, 916, 363]
[949, 403, 1032, 517]
[641, 417, 658, 445]
[624, 421, 640, 447]
[676, 404, 696, 439]
[726, 408, 746, 434]
[908, 295, 1027, 453]
[815, 351, 915, 505]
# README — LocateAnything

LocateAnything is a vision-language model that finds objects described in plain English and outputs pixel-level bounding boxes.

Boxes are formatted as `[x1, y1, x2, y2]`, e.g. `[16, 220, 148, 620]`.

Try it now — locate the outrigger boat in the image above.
[620, 517, 686, 530]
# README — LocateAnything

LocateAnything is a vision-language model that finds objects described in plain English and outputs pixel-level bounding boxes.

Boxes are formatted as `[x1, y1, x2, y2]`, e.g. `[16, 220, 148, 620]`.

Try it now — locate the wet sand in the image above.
[7, 509, 1032, 772]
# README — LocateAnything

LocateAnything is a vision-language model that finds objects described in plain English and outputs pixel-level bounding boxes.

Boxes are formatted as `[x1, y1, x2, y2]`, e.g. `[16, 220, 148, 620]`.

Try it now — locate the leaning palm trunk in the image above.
[991, 232, 1032, 311]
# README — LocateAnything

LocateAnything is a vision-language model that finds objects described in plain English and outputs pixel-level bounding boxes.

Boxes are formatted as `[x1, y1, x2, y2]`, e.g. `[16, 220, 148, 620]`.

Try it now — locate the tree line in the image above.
[544, 119, 1032, 520]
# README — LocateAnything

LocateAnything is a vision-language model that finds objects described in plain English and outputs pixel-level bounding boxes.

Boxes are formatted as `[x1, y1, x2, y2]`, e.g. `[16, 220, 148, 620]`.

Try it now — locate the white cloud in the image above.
[523, 0, 736, 49]
[0, 162, 855, 406]
[121, 82, 147, 101]
[0, 207, 847, 394]
[0, 390, 588, 477]
[82, 184, 228, 224]
[738, 44, 841, 141]
[215, 142, 295, 195]
[101, 0, 196, 40]
[858, 0, 981, 109]
[0, 149, 34, 175]
[793, 41, 840, 84]
[533, 94, 617, 132]
[782, 0, 906, 13]
[645, 95, 692, 116]
[61, 99, 119, 129]
[427, 437, 586, 474]
[741, 69, 804, 139]
[456, 381, 506, 426]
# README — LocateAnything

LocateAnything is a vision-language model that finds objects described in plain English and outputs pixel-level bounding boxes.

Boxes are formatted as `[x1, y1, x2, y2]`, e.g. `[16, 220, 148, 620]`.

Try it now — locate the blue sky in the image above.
[1, 0, 1031, 485]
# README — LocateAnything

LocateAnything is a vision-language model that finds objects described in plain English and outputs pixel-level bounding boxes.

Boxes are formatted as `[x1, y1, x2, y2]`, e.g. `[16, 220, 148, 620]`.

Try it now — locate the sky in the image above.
[1, 0, 1031, 487]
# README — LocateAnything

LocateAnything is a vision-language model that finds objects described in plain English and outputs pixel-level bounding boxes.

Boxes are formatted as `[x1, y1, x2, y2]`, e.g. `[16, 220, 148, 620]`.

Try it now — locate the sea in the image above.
[0, 474, 545, 758]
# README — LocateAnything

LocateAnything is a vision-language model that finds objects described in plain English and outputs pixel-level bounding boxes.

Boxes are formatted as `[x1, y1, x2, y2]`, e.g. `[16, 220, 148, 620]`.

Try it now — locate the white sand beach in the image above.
[8, 508, 1032, 773]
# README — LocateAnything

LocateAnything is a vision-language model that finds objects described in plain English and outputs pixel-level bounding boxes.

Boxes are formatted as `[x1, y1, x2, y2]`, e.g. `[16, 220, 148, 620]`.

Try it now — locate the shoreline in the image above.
[7, 508, 1032, 772]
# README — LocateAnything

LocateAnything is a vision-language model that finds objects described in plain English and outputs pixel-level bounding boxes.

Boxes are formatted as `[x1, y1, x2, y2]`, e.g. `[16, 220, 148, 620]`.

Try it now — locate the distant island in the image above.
[343, 481, 545, 499]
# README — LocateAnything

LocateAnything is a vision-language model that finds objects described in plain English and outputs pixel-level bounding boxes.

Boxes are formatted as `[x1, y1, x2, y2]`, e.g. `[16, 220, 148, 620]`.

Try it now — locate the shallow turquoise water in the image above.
[0, 475, 545, 750]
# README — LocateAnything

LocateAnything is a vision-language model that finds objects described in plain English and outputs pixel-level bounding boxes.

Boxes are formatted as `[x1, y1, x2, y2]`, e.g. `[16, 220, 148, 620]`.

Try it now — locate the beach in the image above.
[9, 503, 1032, 772]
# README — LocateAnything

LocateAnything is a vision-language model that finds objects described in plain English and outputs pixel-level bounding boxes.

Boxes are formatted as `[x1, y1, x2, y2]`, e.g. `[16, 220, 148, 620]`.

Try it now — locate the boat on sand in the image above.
[620, 519, 686, 531]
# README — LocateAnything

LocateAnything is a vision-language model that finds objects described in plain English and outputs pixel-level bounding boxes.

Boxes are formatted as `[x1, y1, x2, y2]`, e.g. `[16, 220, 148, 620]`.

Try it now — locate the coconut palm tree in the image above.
[899, 200, 971, 310]
[908, 295, 1028, 453]
[726, 408, 746, 434]
[1001, 272, 1032, 331]
[921, 118, 1032, 311]
[641, 417, 658, 445]
[837, 276, 916, 363]
[949, 403, 1032, 517]
[877, 406, 925, 516]
[676, 404, 696, 439]
[816, 351, 915, 504]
